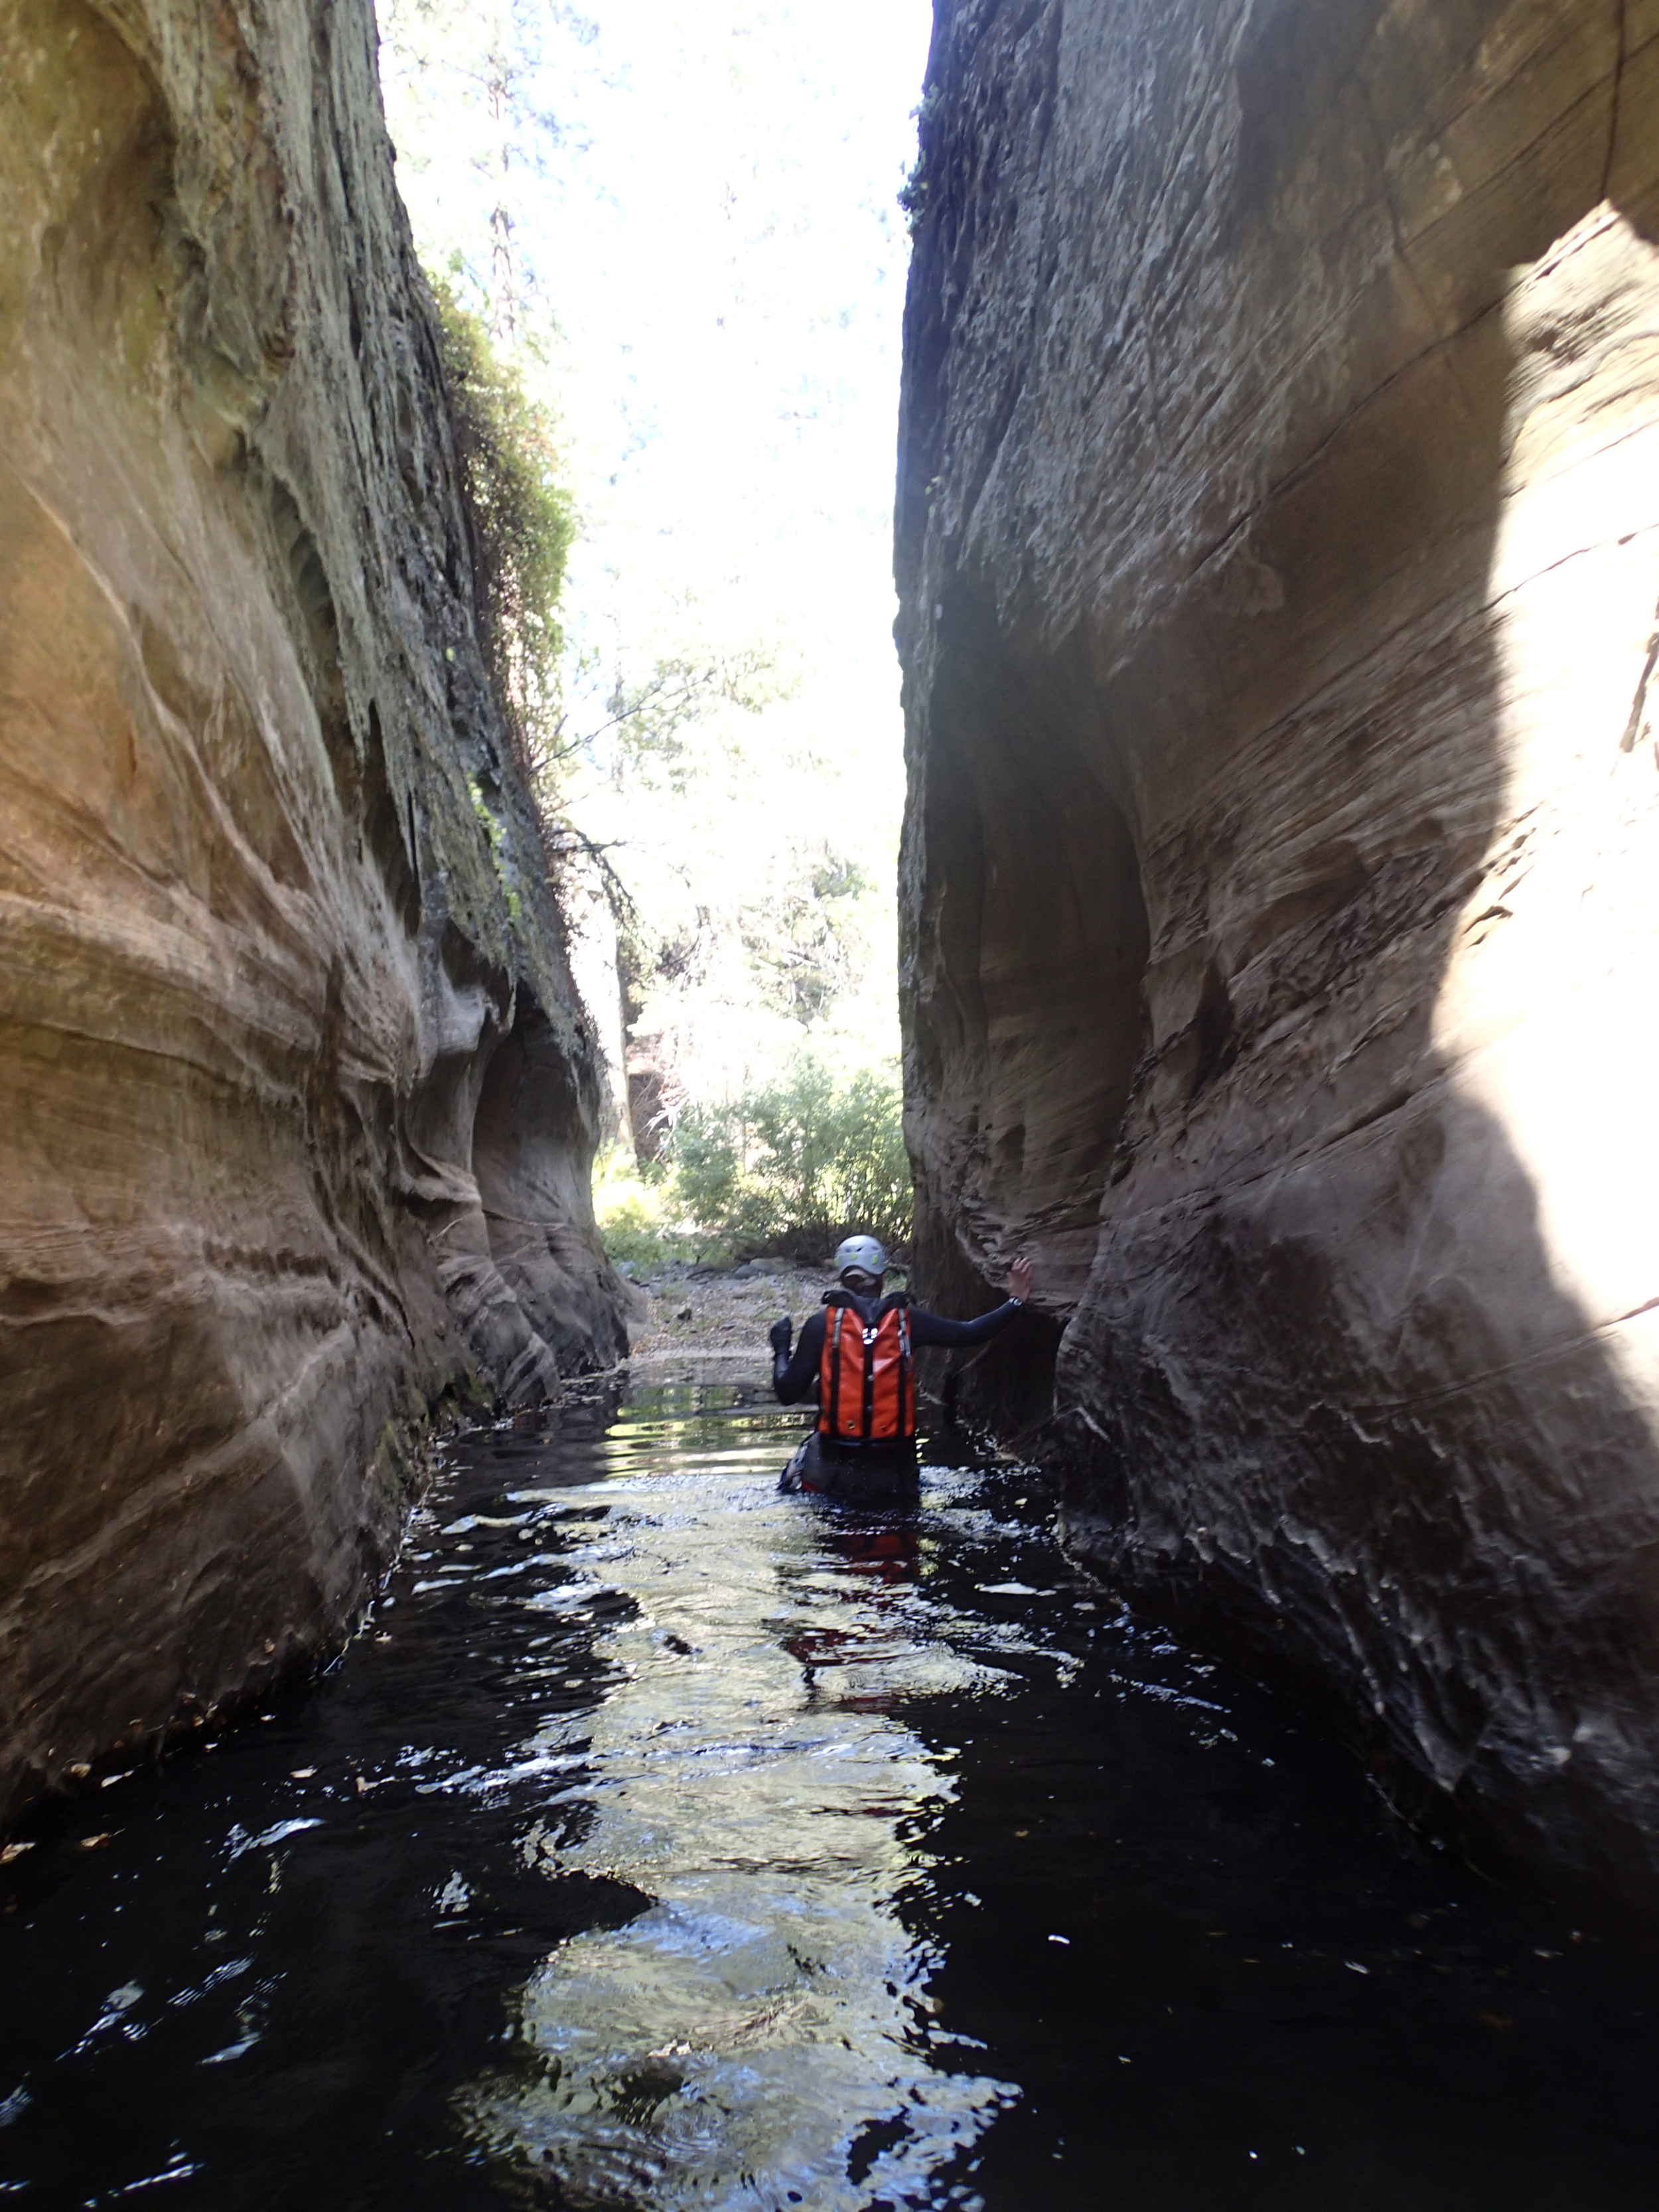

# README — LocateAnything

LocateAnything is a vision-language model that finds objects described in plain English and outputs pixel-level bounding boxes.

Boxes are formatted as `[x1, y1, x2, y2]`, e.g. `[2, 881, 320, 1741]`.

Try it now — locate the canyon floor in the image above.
[622, 1260, 845, 1374]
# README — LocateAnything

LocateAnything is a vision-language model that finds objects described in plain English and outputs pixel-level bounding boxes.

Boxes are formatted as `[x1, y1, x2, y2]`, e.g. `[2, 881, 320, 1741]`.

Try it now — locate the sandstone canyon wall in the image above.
[0, 0, 629, 1822]
[897, 0, 1659, 1909]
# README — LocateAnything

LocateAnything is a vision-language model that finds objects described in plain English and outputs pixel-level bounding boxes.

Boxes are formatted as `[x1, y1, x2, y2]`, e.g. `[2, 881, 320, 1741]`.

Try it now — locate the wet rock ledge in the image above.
[0, 0, 628, 1818]
[897, 0, 1659, 1913]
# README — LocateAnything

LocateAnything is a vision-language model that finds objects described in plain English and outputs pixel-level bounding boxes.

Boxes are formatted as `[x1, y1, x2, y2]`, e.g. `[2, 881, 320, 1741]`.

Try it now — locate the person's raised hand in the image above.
[1007, 1255, 1034, 1304]
[768, 1315, 793, 1355]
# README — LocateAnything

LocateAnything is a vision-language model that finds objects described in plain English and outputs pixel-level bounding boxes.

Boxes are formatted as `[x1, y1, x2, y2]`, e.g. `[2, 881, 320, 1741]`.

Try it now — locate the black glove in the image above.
[768, 1316, 792, 1356]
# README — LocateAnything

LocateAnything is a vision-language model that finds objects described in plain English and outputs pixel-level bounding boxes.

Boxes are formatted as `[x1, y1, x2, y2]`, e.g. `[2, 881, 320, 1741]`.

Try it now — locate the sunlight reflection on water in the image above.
[451, 1415, 1047, 2208]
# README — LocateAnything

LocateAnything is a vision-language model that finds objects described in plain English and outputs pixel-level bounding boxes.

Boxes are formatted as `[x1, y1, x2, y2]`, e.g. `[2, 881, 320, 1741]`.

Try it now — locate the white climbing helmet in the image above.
[833, 1234, 889, 1282]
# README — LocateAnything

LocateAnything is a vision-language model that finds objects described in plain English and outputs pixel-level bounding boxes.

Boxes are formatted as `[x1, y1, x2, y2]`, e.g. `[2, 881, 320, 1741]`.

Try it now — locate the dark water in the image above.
[2, 1375, 1656, 2211]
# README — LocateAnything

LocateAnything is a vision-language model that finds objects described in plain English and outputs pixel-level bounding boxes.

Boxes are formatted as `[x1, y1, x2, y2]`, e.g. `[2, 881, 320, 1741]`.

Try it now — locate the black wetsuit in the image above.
[772, 1291, 1025, 1499]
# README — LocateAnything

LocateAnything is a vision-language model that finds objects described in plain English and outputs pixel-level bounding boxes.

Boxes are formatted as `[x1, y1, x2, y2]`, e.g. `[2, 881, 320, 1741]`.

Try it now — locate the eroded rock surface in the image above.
[898, 0, 1659, 1908]
[0, 0, 628, 1816]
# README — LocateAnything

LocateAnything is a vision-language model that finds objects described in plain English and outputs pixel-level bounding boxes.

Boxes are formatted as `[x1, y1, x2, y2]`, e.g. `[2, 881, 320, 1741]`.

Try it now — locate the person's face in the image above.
[841, 1270, 884, 1297]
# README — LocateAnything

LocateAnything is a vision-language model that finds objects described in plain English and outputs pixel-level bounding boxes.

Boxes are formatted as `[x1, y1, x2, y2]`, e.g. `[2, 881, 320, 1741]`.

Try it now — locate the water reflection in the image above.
[0, 1378, 1655, 2211]
[458, 1408, 1016, 2208]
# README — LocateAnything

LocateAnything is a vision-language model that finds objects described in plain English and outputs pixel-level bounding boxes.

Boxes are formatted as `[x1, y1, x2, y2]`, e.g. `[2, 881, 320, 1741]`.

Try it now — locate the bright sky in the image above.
[380, 0, 935, 975]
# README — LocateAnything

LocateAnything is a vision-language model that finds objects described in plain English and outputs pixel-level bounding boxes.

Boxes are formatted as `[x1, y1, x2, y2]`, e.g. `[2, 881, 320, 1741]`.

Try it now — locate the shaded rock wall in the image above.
[897, 0, 1659, 1909]
[0, 0, 628, 1816]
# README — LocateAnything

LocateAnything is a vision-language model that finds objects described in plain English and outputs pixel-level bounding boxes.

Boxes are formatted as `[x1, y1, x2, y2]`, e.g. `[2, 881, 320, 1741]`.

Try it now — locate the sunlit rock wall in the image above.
[0, 0, 629, 1818]
[897, 0, 1659, 1909]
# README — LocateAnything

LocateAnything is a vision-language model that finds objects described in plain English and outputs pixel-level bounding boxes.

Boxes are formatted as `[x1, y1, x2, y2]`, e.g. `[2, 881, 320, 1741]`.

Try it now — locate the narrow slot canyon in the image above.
[3, 0, 1659, 2203]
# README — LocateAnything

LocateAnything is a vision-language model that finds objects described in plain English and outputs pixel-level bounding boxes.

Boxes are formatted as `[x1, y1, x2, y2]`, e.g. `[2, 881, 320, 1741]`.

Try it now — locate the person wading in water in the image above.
[769, 1236, 1034, 1502]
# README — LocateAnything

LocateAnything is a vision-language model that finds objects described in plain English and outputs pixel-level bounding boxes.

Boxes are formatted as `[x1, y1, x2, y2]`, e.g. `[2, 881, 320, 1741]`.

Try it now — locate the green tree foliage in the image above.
[431, 279, 575, 779]
[670, 1055, 911, 1256]
[380, 0, 594, 340]
[581, 646, 786, 790]
[740, 850, 869, 1025]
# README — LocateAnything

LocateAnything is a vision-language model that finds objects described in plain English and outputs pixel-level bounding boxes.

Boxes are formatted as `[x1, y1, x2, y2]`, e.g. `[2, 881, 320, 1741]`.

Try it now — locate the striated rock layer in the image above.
[898, 0, 1659, 1909]
[0, 0, 628, 1818]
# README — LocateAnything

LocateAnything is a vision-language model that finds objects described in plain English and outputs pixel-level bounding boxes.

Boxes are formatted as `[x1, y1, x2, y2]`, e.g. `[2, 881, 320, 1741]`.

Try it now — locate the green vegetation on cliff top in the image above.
[431, 277, 574, 782]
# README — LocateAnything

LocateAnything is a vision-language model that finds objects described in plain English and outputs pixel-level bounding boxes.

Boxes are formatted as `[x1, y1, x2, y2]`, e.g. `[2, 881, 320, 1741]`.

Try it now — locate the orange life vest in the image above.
[818, 1291, 914, 1446]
